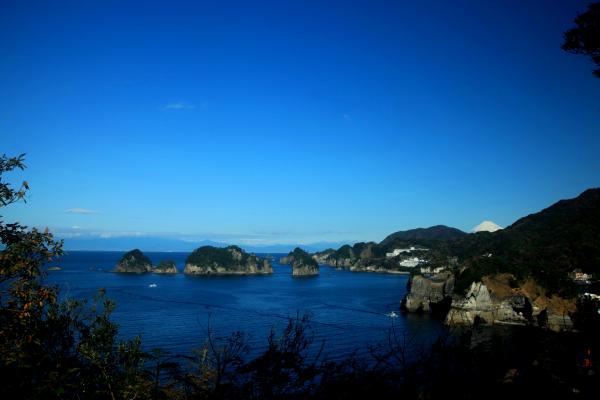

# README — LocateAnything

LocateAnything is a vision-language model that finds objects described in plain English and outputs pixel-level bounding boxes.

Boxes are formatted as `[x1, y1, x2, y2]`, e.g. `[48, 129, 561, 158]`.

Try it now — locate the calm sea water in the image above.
[43, 251, 442, 361]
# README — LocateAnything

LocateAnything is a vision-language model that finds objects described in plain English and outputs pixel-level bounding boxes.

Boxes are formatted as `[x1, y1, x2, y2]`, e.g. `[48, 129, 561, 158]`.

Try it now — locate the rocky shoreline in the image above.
[401, 273, 576, 332]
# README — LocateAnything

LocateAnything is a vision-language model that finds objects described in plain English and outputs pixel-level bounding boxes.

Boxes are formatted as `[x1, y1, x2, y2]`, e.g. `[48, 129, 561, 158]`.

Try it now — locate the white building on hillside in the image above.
[399, 257, 427, 268]
[386, 246, 428, 258]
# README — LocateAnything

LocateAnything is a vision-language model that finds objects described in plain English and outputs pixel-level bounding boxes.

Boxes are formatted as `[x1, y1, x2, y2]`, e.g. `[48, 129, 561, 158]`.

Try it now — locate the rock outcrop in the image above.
[402, 272, 576, 332]
[184, 246, 272, 275]
[402, 273, 454, 314]
[324, 243, 394, 272]
[114, 249, 153, 273]
[154, 260, 178, 274]
[312, 249, 335, 264]
[286, 248, 319, 276]
[444, 276, 575, 332]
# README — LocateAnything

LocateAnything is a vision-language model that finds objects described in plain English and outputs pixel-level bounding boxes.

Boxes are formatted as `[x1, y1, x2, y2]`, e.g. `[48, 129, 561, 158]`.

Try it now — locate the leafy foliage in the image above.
[0, 155, 152, 399]
[562, 2, 600, 78]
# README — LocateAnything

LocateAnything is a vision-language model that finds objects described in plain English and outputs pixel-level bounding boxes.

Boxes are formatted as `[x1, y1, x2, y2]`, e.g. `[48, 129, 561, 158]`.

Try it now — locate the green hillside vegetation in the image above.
[333, 244, 354, 259]
[186, 245, 255, 267]
[289, 247, 318, 267]
[380, 225, 467, 252]
[155, 260, 177, 272]
[114, 249, 153, 273]
[322, 189, 600, 297]
[330, 242, 385, 260]
[118, 249, 152, 267]
[157, 260, 175, 268]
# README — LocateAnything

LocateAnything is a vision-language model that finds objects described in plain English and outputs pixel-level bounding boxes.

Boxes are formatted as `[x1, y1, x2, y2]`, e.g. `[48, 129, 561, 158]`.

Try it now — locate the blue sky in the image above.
[1, 0, 599, 248]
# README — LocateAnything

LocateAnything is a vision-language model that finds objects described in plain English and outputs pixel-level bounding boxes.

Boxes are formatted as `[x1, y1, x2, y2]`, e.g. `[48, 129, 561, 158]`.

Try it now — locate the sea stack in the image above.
[183, 245, 272, 275]
[154, 260, 178, 274]
[114, 249, 153, 273]
[286, 247, 319, 277]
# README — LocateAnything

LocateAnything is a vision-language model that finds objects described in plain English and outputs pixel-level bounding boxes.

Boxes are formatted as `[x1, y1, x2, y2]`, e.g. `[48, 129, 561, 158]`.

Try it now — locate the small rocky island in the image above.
[114, 249, 153, 273]
[183, 245, 272, 275]
[283, 247, 319, 276]
[154, 260, 178, 274]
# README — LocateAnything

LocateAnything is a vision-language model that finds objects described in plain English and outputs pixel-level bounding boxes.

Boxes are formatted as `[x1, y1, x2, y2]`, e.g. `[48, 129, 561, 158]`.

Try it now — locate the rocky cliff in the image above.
[312, 248, 335, 264]
[445, 275, 575, 332]
[285, 247, 319, 276]
[184, 245, 272, 275]
[323, 242, 394, 271]
[403, 272, 576, 332]
[114, 249, 153, 273]
[401, 273, 454, 314]
[154, 260, 178, 274]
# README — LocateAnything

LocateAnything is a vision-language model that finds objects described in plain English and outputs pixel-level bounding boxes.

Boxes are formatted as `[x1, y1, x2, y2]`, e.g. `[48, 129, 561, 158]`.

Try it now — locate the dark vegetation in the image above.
[156, 260, 177, 271]
[288, 247, 317, 267]
[562, 1, 600, 78]
[333, 244, 354, 259]
[450, 188, 600, 296]
[322, 188, 600, 297]
[379, 225, 467, 251]
[119, 249, 153, 268]
[186, 245, 256, 268]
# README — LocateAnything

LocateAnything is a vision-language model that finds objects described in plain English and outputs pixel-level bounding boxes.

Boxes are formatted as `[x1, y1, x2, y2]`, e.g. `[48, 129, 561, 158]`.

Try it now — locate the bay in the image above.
[44, 251, 443, 361]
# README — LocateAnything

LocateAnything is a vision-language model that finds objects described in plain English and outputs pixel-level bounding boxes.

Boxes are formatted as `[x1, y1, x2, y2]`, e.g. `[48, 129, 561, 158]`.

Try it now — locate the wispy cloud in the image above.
[53, 227, 147, 239]
[49, 226, 358, 246]
[162, 102, 196, 110]
[65, 208, 99, 215]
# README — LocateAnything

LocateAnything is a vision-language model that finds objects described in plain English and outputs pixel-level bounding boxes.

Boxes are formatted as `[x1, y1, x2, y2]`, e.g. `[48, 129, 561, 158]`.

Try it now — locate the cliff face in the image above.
[292, 261, 319, 276]
[184, 246, 272, 275]
[312, 249, 335, 264]
[324, 243, 389, 271]
[114, 249, 153, 273]
[402, 273, 454, 313]
[402, 272, 575, 332]
[445, 280, 575, 332]
[285, 248, 319, 276]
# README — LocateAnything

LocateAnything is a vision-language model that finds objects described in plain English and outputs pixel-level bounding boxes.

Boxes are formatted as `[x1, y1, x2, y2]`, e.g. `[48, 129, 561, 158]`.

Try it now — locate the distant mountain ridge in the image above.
[61, 236, 349, 254]
[380, 225, 468, 248]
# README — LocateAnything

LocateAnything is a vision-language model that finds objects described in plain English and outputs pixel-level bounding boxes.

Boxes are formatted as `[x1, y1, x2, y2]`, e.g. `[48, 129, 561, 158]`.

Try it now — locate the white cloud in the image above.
[162, 102, 196, 110]
[65, 208, 99, 215]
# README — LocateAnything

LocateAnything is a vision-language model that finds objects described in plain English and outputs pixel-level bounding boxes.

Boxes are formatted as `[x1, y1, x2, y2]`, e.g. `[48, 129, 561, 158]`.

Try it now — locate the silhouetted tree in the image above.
[562, 2, 600, 78]
[0, 154, 151, 399]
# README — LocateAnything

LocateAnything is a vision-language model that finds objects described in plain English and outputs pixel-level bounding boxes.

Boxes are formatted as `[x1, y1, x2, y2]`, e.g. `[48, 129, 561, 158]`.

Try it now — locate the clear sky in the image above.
[1, 0, 599, 248]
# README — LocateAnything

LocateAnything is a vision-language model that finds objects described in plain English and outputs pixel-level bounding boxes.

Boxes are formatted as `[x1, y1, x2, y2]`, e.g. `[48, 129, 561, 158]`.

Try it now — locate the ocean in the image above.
[43, 251, 443, 361]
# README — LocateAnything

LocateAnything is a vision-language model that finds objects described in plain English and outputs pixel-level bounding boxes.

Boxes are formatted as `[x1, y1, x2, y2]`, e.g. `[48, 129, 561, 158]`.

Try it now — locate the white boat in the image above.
[386, 311, 398, 318]
[148, 283, 158, 288]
